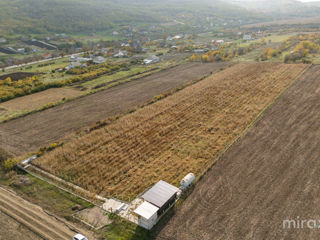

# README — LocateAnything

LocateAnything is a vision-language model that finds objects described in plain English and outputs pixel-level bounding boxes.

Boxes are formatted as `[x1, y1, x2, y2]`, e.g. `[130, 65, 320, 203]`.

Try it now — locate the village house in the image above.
[93, 56, 106, 64]
[243, 34, 252, 41]
[43, 53, 52, 59]
[65, 62, 87, 71]
[17, 48, 25, 53]
[100, 48, 109, 54]
[113, 50, 127, 58]
[31, 47, 38, 53]
[143, 55, 160, 65]
[173, 34, 183, 40]
[215, 40, 225, 44]
[193, 49, 207, 53]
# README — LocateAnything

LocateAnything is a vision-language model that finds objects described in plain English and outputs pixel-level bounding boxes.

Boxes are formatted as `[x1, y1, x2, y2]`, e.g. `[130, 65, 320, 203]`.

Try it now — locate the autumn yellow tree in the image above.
[4, 77, 12, 85]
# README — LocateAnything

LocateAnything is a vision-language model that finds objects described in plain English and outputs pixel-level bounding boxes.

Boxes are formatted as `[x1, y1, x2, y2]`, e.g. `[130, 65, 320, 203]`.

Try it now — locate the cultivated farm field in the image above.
[156, 65, 320, 240]
[0, 62, 226, 155]
[34, 63, 308, 200]
[0, 87, 83, 122]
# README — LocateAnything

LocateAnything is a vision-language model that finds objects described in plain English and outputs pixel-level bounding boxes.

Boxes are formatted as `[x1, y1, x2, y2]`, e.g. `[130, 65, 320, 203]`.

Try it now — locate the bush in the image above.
[3, 158, 19, 172]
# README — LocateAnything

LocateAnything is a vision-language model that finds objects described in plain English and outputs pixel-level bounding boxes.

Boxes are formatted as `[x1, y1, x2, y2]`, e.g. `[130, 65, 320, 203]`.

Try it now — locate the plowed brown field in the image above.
[155, 65, 320, 240]
[34, 63, 307, 200]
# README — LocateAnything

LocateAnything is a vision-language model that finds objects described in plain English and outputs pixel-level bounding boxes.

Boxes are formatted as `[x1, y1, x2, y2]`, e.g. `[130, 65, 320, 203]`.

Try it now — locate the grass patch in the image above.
[0, 169, 93, 218]
[98, 215, 151, 240]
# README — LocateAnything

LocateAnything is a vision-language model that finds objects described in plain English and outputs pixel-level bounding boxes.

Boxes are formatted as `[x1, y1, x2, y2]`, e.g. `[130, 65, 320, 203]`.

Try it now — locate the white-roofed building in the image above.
[134, 201, 159, 230]
[133, 180, 180, 229]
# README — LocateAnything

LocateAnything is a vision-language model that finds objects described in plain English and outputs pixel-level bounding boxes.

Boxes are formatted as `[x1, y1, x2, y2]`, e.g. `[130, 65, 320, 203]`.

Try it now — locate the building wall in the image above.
[157, 193, 177, 215]
[138, 214, 158, 230]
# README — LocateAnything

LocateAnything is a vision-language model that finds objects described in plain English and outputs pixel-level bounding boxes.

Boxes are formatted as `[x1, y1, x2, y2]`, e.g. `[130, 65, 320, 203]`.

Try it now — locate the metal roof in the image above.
[142, 180, 179, 208]
[134, 201, 159, 220]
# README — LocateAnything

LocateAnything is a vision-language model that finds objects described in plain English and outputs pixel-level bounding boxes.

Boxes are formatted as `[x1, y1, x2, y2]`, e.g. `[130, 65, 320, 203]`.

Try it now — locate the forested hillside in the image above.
[0, 0, 264, 35]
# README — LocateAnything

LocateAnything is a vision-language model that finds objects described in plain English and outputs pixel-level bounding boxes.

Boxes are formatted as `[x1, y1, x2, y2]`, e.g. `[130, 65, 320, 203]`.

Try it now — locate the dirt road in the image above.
[156, 65, 320, 240]
[0, 62, 228, 155]
[0, 211, 42, 240]
[0, 186, 79, 240]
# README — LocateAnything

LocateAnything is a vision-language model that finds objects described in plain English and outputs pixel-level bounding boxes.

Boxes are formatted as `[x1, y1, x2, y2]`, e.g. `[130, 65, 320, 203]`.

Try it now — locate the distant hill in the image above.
[0, 0, 266, 35]
[304, 1, 320, 7]
[229, 0, 320, 18]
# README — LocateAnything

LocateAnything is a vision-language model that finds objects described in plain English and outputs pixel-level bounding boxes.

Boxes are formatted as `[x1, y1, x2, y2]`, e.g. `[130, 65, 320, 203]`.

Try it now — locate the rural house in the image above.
[93, 56, 106, 64]
[143, 55, 160, 65]
[113, 50, 127, 58]
[66, 62, 82, 70]
[243, 34, 252, 41]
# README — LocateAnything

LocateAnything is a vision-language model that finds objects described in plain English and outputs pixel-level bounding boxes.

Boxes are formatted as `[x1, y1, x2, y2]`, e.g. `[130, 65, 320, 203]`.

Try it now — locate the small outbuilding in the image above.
[142, 180, 179, 215]
[134, 201, 159, 230]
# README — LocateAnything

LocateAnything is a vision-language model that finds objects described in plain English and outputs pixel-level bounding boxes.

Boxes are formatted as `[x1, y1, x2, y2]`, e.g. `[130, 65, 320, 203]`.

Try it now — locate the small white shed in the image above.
[134, 201, 159, 230]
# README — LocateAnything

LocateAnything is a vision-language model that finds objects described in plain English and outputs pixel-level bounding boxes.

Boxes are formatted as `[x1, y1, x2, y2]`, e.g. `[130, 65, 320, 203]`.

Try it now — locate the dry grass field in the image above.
[0, 88, 83, 121]
[34, 63, 308, 199]
[156, 64, 320, 240]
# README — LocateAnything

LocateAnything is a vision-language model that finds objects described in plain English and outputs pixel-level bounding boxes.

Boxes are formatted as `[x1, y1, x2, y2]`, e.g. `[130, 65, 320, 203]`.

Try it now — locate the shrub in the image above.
[3, 158, 19, 172]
